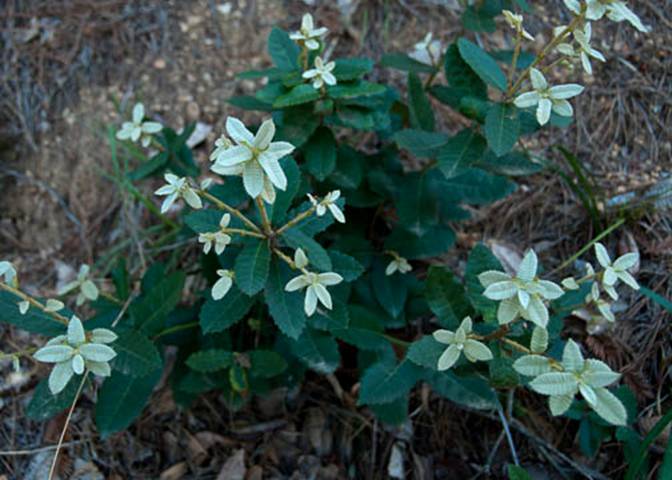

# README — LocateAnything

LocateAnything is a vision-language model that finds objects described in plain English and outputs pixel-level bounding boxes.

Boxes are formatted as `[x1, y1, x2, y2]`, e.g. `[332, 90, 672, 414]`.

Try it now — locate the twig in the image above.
[48, 373, 88, 480]
[0, 441, 86, 457]
[199, 190, 261, 233]
[0, 281, 69, 325]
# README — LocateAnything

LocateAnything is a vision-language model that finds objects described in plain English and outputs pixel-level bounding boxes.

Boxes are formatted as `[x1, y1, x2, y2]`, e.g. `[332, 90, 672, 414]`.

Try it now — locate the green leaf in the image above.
[249, 350, 288, 378]
[484, 103, 520, 157]
[443, 43, 487, 99]
[329, 145, 364, 189]
[465, 244, 503, 323]
[394, 129, 448, 159]
[507, 465, 532, 480]
[477, 150, 543, 176]
[304, 126, 337, 181]
[275, 105, 321, 148]
[288, 328, 340, 374]
[380, 53, 436, 73]
[427, 372, 498, 410]
[333, 57, 374, 80]
[462, 6, 497, 32]
[372, 259, 407, 318]
[199, 286, 254, 333]
[457, 38, 507, 91]
[425, 267, 471, 328]
[327, 81, 385, 99]
[187, 349, 233, 372]
[408, 73, 435, 131]
[0, 291, 67, 336]
[130, 271, 185, 335]
[358, 359, 424, 405]
[273, 84, 320, 108]
[370, 396, 409, 425]
[437, 129, 487, 179]
[406, 335, 445, 370]
[265, 259, 306, 339]
[268, 27, 300, 71]
[236, 67, 283, 79]
[112, 329, 162, 377]
[269, 156, 302, 224]
[489, 357, 520, 388]
[385, 225, 456, 260]
[234, 239, 271, 296]
[626, 409, 672, 480]
[329, 251, 364, 282]
[95, 368, 162, 437]
[126, 151, 168, 181]
[26, 376, 81, 421]
[396, 171, 440, 236]
[228, 95, 273, 111]
[282, 228, 332, 271]
[441, 168, 516, 204]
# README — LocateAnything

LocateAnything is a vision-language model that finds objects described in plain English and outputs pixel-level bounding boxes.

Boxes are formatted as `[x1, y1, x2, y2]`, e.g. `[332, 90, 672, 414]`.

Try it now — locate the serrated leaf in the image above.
[26, 376, 81, 421]
[380, 53, 435, 73]
[489, 357, 520, 388]
[327, 81, 385, 99]
[199, 286, 254, 333]
[385, 225, 456, 260]
[476, 149, 543, 176]
[265, 259, 306, 339]
[112, 329, 162, 377]
[0, 291, 66, 336]
[408, 73, 435, 131]
[304, 126, 337, 181]
[227, 95, 274, 111]
[234, 239, 271, 296]
[457, 38, 507, 91]
[396, 171, 440, 236]
[268, 27, 300, 71]
[249, 350, 288, 378]
[269, 156, 301, 223]
[441, 168, 516, 204]
[406, 335, 445, 370]
[426, 372, 498, 410]
[358, 359, 423, 405]
[370, 396, 409, 425]
[444, 44, 487, 99]
[130, 271, 185, 335]
[372, 259, 407, 318]
[484, 103, 520, 157]
[333, 57, 374, 80]
[273, 84, 320, 108]
[275, 105, 321, 148]
[281, 228, 332, 271]
[288, 328, 340, 374]
[329, 251, 364, 281]
[186, 349, 233, 372]
[95, 368, 162, 437]
[437, 129, 486, 179]
[424, 267, 471, 328]
[513, 355, 552, 377]
[394, 129, 448, 159]
[329, 145, 364, 189]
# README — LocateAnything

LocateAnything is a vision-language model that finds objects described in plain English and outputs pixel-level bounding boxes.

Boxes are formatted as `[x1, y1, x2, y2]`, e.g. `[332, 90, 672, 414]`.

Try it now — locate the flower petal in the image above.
[253, 119, 276, 150]
[226, 117, 254, 145]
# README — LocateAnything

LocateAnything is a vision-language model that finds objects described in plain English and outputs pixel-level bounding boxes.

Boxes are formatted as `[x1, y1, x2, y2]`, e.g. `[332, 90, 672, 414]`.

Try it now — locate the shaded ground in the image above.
[0, 0, 670, 478]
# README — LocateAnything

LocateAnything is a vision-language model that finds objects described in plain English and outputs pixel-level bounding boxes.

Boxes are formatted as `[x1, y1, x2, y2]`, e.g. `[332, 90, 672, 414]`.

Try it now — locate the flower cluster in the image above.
[284, 249, 343, 316]
[409, 32, 442, 67]
[303, 56, 336, 90]
[198, 214, 232, 255]
[433, 317, 493, 371]
[385, 252, 412, 276]
[58, 264, 100, 306]
[564, 0, 649, 32]
[514, 339, 626, 425]
[33, 316, 117, 394]
[155, 173, 203, 213]
[307, 190, 345, 223]
[290, 13, 328, 50]
[514, 69, 584, 126]
[0, 261, 18, 287]
[115, 103, 162, 147]
[211, 117, 294, 204]
[479, 250, 564, 328]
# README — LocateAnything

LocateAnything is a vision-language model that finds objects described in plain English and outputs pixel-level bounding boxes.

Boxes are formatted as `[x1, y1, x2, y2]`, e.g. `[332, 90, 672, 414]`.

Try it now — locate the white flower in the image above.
[198, 214, 232, 255]
[479, 250, 564, 328]
[433, 317, 493, 371]
[209, 135, 233, 162]
[594, 242, 639, 290]
[33, 316, 117, 394]
[385, 255, 412, 276]
[564, 0, 649, 33]
[285, 251, 343, 316]
[502, 10, 535, 41]
[18, 300, 30, 315]
[58, 264, 99, 306]
[289, 13, 328, 50]
[212, 269, 234, 300]
[154, 173, 203, 213]
[302, 56, 337, 89]
[307, 190, 345, 223]
[514, 68, 584, 125]
[115, 103, 163, 147]
[524, 339, 626, 425]
[45, 299, 65, 312]
[409, 33, 442, 66]
[556, 23, 605, 75]
[0, 261, 17, 286]
[211, 117, 295, 203]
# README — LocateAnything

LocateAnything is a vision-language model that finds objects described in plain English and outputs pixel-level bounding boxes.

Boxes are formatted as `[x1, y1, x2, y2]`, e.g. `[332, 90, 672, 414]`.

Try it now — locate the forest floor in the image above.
[0, 0, 670, 478]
